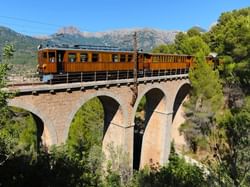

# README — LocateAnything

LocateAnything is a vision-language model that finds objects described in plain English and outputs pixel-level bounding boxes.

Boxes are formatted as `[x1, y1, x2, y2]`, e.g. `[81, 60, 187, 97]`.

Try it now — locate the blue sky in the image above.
[0, 0, 249, 36]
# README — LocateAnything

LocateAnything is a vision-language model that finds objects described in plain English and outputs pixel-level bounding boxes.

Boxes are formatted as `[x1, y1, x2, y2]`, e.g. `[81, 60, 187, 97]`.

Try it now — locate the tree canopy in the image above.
[207, 8, 250, 63]
[152, 7, 250, 186]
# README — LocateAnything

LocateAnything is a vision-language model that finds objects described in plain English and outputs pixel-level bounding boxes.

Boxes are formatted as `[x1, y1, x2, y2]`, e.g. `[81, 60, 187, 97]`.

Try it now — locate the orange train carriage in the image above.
[37, 45, 218, 82]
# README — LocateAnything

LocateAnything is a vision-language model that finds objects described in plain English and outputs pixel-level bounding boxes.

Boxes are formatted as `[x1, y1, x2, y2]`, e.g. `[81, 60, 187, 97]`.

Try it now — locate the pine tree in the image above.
[182, 52, 223, 152]
[2, 43, 15, 63]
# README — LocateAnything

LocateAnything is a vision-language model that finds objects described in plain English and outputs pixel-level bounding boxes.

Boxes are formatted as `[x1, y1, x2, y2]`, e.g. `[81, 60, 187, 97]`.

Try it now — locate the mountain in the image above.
[0, 26, 179, 70]
[0, 26, 42, 71]
[50, 26, 178, 51]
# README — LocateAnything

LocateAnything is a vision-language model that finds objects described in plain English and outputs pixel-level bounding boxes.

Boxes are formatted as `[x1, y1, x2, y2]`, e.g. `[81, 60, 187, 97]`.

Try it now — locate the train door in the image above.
[143, 53, 151, 70]
[57, 50, 65, 73]
[138, 54, 143, 70]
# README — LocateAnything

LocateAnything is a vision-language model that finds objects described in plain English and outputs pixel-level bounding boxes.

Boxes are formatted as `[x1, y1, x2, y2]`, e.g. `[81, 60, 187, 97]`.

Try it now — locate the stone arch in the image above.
[171, 82, 191, 151]
[8, 99, 58, 146]
[172, 83, 191, 121]
[132, 86, 168, 169]
[132, 85, 168, 121]
[64, 90, 128, 155]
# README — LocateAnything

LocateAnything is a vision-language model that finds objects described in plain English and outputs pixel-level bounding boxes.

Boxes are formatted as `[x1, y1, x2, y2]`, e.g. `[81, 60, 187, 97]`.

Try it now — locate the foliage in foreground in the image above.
[131, 152, 210, 187]
[211, 100, 250, 187]
[1, 143, 213, 187]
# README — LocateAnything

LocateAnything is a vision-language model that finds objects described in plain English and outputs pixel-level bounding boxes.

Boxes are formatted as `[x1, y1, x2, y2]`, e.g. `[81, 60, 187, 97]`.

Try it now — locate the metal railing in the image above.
[6, 68, 189, 86]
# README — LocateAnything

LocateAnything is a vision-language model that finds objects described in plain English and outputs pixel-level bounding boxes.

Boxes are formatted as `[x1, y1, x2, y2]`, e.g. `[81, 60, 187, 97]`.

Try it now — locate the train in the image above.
[37, 44, 219, 83]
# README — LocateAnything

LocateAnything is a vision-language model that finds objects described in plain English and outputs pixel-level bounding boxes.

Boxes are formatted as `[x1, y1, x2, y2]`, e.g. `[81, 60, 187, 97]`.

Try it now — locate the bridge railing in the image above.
[6, 68, 189, 85]
[46, 68, 189, 84]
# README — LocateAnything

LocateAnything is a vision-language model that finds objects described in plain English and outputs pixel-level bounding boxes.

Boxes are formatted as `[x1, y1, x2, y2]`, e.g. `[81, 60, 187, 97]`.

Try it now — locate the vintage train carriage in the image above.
[37, 45, 204, 82]
[38, 46, 141, 81]
[38, 47, 138, 74]
[144, 53, 194, 71]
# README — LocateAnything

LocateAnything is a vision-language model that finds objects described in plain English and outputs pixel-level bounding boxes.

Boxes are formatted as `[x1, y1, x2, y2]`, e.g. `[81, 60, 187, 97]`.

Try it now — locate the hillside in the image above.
[0, 26, 178, 71]
[0, 26, 41, 69]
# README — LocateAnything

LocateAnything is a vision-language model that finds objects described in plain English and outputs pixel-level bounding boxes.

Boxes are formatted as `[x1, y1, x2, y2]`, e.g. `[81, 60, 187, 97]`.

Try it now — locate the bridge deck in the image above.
[7, 74, 188, 94]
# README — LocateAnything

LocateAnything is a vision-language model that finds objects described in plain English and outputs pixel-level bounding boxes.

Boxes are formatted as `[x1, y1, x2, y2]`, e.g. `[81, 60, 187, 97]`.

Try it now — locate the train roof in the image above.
[37, 44, 134, 53]
[37, 44, 195, 57]
[145, 52, 194, 57]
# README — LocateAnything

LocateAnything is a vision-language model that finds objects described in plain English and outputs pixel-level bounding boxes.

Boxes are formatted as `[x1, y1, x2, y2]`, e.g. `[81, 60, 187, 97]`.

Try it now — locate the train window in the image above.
[177, 57, 181, 63]
[156, 56, 159, 62]
[120, 54, 126, 62]
[68, 53, 76, 62]
[92, 53, 99, 62]
[49, 52, 55, 63]
[80, 53, 88, 62]
[112, 54, 119, 62]
[43, 52, 47, 58]
[173, 56, 177, 62]
[128, 54, 133, 62]
[145, 54, 151, 59]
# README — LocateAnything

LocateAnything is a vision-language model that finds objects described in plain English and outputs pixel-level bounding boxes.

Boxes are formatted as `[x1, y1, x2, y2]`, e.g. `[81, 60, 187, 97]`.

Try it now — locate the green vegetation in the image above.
[180, 52, 223, 153]
[0, 47, 37, 164]
[0, 26, 40, 72]
[2, 43, 15, 63]
[67, 97, 104, 158]
[214, 106, 250, 186]
[131, 152, 209, 187]
[153, 27, 210, 55]
[0, 6, 250, 187]
[154, 7, 250, 186]
[207, 8, 250, 62]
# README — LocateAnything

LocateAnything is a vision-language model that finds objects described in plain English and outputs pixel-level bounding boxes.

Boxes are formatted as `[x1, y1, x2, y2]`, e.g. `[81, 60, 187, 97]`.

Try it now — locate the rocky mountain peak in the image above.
[57, 26, 82, 35]
[51, 26, 179, 51]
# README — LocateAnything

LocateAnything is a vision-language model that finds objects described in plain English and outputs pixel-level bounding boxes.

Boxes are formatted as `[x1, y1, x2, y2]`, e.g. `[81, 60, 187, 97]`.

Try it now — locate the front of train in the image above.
[37, 45, 57, 82]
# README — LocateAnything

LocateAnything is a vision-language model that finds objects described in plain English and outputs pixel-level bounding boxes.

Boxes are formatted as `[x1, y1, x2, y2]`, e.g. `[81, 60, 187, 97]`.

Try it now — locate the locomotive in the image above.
[37, 44, 217, 83]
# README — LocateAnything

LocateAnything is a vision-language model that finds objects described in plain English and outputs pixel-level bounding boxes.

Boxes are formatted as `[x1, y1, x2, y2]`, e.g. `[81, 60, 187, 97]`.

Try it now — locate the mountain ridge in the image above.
[0, 25, 179, 69]
[49, 26, 179, 51]
[55, 26, 179, 39]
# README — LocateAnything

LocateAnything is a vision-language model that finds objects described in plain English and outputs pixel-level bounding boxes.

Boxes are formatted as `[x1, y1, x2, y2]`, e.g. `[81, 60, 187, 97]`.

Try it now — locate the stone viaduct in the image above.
[8, 74, 190, 169]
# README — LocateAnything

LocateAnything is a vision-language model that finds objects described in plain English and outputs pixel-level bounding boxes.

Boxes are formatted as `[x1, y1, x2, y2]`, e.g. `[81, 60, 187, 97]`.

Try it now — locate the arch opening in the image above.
[133, 88, 166, 170]
[172, 83, 191, 121]
[171, 83, 191, 152]
[67, 97, 104, 156]
[31, 113, 44, 150]
[67, 94, 124, 159]
[8, 99, 58, 146]
[98, 96, 121, 139]
[4, 107, 45, 152]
